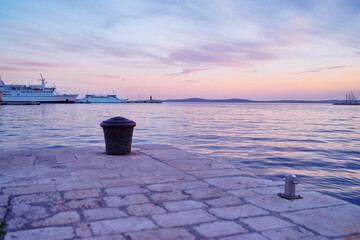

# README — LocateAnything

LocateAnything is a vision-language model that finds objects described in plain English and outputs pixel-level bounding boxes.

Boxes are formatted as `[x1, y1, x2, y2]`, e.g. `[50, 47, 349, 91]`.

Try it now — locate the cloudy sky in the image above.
[0, 0, 359, 100]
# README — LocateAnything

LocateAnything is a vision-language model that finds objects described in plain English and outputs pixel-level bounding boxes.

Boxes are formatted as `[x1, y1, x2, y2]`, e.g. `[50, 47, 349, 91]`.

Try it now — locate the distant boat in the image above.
[0, 75, 78, 103]
[333, 91, 359, 105]
[76, 94, 128, 103]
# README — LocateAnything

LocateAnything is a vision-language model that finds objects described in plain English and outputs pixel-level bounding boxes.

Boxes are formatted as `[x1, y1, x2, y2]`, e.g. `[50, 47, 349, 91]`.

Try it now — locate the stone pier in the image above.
[0, 145, 359, 239]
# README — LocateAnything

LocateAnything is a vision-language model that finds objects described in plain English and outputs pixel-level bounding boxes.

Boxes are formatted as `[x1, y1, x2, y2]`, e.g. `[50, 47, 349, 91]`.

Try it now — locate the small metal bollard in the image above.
[278, 174, 302, 200]
[100, 117, 136, 155]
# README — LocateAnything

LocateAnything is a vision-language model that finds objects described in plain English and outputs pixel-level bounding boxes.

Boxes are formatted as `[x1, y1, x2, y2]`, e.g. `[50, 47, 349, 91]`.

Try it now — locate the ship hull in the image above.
[77, 95, 127, 103]
[2, 95, 78, 103]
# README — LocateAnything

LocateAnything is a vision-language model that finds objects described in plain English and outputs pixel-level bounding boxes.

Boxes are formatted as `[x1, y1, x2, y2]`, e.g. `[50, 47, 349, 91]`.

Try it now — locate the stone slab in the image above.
[246, 191, 348, 212]
[209, 204, 269, 220]
[281, 204, 360, 237]
[152, 209, 217, 227]
[90, 217, 157, 235]
[241, 216, 294, 231]
[83, 208, 127, 220]
[124, 228, 195, 240]
[1, 145, 359, 240]
[104, 194, 149, 207]
[163, 200, 207, 211]
[5, 226, 74, 240]
[127, 203, 166, 216]
[193, 221, 247, 238]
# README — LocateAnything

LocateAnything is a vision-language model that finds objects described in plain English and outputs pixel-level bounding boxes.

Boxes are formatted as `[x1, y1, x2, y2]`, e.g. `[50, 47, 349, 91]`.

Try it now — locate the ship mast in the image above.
[39, 74, 47, 89]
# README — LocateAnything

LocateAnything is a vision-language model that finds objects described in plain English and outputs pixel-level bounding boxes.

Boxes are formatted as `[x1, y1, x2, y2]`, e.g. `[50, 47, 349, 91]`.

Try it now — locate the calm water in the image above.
[1, 103, 359, 205]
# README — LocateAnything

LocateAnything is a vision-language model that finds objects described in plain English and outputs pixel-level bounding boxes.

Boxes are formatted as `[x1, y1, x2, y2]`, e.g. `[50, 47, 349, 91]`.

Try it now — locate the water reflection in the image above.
[1, 103, 359, 205]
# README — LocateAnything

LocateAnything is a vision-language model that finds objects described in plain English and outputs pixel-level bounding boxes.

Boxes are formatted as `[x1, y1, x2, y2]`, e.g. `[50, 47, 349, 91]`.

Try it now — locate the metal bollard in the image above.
[100, 117, 136, 155]
[278, 174, 302, 200]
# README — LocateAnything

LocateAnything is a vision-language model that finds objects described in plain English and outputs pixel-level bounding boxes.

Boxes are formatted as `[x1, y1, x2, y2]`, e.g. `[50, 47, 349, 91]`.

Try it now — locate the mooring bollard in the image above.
[100, 117, 136, 155]
[278, 174, 302, 200]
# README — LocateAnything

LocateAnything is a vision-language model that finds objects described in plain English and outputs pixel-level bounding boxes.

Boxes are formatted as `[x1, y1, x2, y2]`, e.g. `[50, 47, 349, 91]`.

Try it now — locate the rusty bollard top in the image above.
[100, 117, 136, 128]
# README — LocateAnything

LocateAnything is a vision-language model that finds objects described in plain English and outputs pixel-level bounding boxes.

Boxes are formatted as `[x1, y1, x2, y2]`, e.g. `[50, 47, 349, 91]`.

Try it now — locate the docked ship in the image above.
[76, 94, 128, 103]
[0, 75, 78, 103]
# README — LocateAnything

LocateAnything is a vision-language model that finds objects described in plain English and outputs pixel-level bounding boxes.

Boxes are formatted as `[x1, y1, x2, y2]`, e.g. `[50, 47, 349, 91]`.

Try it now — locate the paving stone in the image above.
[125, 228, 195, 240]
[262, 226, 315, 240]
[205, 196, 242, 207]
[0, 194, 9, 206]
[228, 189, 259, 198]
[333, 235, 360, 240]
[167, 159, 236, 171]
[75, 234, 126, 240]
[250, 185, 311, 195]
[152, 209, 217, 227]
[188, 168, 255, 178]
[0, 178, 38, 187]
[151, 190, 189, 202]
[2, 146, 359, 240]
[64, 188, 101, 199]
[246, 191, 348, 212]
[219, 232, 269, 240]
[11, 192, 61, 204]
[194, 221, 247, 238]
[281, 204, 360, 237]
[2, 183, 56, 195]
[56, 180, 102, 191]
[5, 226, 74, 240]
[209, 204, 269, 220]
[141, 149, 202, 162]
[185, 188, 228, 199]
[5, 217, 29, 231]
[301, 237, 329, 240]
[11, 204, 49, 220]
[127, 203, 166, 216]
[0, 206, 7, 218]
[164, 200, 208, 211]
[90, 217, 157, 235]
[104, 194, 149, 207]
[99, 178, 144, 187]
[105, 185, 148, 195]
[84, 208, 127, 220]
[32, 211, 80, 227]
[37, 176, 78, 184]
[241, 216, 294, 231]
[141, 175, 196, 184]
[51, 197, 100, 212]
[147, 180, 209, 192]
[205, 176, 280, 190]
[75, 222, 93, 238]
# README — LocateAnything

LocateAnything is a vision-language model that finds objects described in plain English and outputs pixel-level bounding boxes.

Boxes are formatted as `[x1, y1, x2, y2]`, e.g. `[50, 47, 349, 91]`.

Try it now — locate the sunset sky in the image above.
[0, 0, 359, 100]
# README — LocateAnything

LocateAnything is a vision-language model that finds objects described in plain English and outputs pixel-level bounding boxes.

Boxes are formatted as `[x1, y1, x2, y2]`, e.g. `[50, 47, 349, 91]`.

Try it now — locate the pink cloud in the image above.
[0, 65, 38, 71]
[97, 75, 125, 81]
[296, 66, 348, 74]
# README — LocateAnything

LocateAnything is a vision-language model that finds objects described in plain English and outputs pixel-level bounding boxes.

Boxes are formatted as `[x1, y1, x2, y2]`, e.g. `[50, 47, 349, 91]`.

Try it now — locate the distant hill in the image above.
[165, 98, 253, 103]
[164, 98, 343, 104]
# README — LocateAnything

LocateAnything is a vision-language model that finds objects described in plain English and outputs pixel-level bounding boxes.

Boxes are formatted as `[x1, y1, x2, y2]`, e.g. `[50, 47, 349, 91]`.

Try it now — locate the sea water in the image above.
[1, 102, 359, 205]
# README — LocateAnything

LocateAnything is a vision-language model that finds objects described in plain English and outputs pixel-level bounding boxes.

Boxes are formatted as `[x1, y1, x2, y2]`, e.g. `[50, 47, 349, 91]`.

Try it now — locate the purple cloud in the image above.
[168, 68, 211, 76]
[178, 79, 198, 83]
[168, 40, 277, 67]
[297, 66, 348, 74]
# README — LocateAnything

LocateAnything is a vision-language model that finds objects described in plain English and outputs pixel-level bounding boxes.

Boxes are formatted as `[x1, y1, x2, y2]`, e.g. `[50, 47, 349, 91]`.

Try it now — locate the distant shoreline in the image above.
[163, 98, 344, 104]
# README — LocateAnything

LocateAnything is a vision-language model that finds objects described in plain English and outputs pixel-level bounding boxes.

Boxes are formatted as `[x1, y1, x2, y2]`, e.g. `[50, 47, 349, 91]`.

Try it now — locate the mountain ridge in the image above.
[163, 98, 343, 103]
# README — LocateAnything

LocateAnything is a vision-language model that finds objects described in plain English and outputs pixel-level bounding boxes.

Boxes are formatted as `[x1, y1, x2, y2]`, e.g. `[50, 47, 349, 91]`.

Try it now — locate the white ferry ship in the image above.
[77, 94, 128, 103]
[0, 75, 78, 103]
